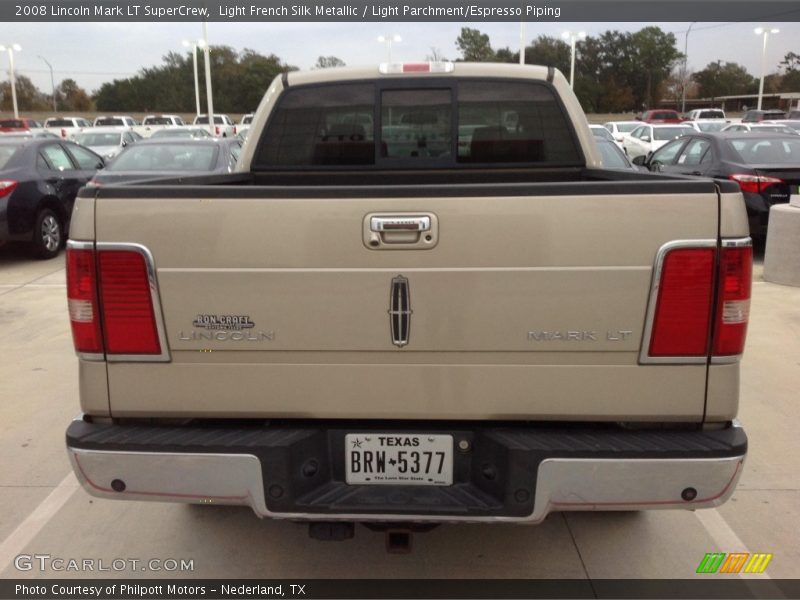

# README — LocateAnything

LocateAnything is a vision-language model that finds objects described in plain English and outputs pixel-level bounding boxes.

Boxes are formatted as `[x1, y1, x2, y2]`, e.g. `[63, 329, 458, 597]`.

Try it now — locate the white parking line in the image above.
[0, 473, 79, 573]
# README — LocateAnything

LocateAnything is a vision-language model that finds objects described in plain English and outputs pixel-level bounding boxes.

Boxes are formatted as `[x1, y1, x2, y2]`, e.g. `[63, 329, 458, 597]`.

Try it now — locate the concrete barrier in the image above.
[763, 204, 800, 287]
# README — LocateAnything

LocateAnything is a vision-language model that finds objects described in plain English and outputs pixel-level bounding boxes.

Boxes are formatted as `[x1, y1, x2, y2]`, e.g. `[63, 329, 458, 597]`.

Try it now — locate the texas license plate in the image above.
[345, 433, 453, 486]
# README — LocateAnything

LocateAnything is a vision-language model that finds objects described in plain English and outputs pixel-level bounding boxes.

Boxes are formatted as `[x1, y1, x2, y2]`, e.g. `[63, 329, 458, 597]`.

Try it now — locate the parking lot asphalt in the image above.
[0, 242, 798, 580]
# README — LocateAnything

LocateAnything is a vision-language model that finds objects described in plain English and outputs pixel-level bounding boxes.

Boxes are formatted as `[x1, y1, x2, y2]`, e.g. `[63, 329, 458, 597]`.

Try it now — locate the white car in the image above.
[43, 116, 93, 139]
[722, 122, 798, 135]
[589, 124, 624, 151]
[73, 127, 141, 160]
[623, 124, 694, 159]
[761, 119, 800, 133]
[603, 121, 641, 145]
[684, 108, 726, 121]
[684, 120, 728, 133]
[193, 114, 236, 137]
[238, 113, 255, 136]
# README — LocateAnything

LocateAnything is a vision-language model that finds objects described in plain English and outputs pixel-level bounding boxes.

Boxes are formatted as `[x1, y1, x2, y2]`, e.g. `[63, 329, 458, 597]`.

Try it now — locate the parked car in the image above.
[760, 120, 800, 133]
[91, 138, 242, 185]
[0, 138, 103, 258]
[623, 123, 694, 159]
[741, 109, 787, 123]
[193, 114, 236, 137]
[93, 115, 137, 128]
[73, 128, 141, 160]
[788, 110, 800, 119]
[684, 108, 726, 121]
[638, 109, 683, 124]
[684, 120, 728, 133]
[589, 124, 623, 150]
[634, 131, 800, 237]
[238, 113, 255, 136]
[0, 118, 43, 132]
[722, 123, 798, 135]
[595, 138, 640, 171]
[43, 116, 93, 139]
[603, 120, 641, 144]
[133, 115, 187, 138]
[149, 127, 213, 140]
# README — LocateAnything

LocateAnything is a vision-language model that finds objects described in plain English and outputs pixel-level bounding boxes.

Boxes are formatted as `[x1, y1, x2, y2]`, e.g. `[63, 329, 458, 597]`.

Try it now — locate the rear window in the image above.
[242, 115, 254, 125]
[698, 110, 724, 119]
[0, 119, 25, 128]
[730, 138, 800, 164]
[45, 119, 75, 127]
[74, 133, 122, 146]
[144, 117, 175, 126]
[95, 118, 125, 126]
[195, 116, 226, 125]
[255, 80, 580, 168]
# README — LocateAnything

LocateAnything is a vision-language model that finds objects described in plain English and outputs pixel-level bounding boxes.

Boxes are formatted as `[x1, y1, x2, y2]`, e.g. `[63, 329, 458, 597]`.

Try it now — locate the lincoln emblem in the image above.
[389, 276, 412, 347]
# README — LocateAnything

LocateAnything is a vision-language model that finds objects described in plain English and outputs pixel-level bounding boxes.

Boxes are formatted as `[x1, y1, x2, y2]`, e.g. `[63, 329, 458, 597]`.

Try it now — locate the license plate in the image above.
[345, 433, 453, 486]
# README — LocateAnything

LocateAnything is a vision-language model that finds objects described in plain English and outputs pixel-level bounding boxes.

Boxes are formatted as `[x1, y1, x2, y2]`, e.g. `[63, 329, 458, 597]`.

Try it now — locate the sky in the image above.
[1, 21, 799, 96]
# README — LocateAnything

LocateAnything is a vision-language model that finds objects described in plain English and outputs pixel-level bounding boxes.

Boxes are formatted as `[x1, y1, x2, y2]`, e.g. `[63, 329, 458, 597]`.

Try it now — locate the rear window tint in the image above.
[45, 119, 75, 127]
[254, 79, 580, 168]
[95, 118, 125, 126]
[730, 138, 800, 163]
[0, 119, 24, 128]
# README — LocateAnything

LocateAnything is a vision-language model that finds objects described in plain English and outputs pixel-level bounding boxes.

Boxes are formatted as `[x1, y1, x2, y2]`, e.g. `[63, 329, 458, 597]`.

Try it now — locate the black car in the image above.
[0, 138, 104, 258]
[634, 132, 800, 237]
[91, 138, 242, 186]
[742, 109, 787, 123]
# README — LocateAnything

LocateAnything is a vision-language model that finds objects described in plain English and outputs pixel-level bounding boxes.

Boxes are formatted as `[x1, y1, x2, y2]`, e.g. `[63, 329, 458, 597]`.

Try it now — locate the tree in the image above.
[57, 79, 93, 111]
[425, 47, 448, 62]
[693, 61, 756, 101]
[779, 52, 800, 73]
[524, 36, 570, 74]
[0, 74, 49, 112]
[314, 56, 345, 69]
[630, 27, 683, 109]
[456, 28, 495, 62]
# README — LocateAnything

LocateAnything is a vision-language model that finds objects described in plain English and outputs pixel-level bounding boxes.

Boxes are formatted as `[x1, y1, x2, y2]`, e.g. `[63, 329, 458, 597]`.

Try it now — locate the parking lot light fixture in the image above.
[754, 27, 779, 111]
[681, 22, 696, 115]
[377, 34, 402, 63]
[202, 22, 215, 136]
[561, 31, 586, 89]
[0, 43, 22, 118]
[182, 38, 204, 117]
[37, 55, 57, 112]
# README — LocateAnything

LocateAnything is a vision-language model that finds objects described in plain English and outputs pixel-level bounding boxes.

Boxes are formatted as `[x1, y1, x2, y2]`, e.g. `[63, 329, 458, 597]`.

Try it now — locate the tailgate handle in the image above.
[364, 213, 438, 250]
[370, 216, 431, 232]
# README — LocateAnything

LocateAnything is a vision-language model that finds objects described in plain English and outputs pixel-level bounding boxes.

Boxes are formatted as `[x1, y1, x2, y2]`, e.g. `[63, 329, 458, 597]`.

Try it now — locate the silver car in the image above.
[73, 128, 141, 160]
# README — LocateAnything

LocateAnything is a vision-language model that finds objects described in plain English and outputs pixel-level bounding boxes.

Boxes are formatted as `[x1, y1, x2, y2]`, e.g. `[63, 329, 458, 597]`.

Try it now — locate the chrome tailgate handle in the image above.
[364, 213, 438, 250]
[370, 216, 431, 232]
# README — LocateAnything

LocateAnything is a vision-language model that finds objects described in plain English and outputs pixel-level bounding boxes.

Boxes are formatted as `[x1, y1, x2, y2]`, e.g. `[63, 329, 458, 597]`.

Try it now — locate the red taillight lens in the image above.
[713, 245, 752, 356]
[649, 248, 716, 357]
[0, 180, 18, 198]
[729, 173, 784, 194]
[61, 128, 67, 138]
[98, 250, 161, 355]
[215, 126, 220, 135]
[233, 126, 237, 135]
[66, 248, 103, 354]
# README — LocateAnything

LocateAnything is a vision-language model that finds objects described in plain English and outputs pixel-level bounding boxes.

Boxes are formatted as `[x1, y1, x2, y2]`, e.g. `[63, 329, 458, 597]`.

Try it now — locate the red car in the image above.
[639, 110, 684, 124]
[0, 118, 43, 132]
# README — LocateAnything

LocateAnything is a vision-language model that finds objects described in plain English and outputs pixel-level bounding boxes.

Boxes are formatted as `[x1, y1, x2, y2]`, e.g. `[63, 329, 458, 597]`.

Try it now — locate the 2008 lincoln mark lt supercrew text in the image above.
[64, 63, 751, 541]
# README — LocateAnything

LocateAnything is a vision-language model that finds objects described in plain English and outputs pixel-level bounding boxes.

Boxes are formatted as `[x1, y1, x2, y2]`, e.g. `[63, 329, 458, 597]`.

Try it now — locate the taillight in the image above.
[233, 126, 237, 135]
[729, 173, 783, 194]
[215, 126, 220, 135]
[98, 251, 161, 355]
[66, 247, 103, 355]
[648, 247, 716, 357]
[379, 62, 455, 74]
[0, 180, 18, 198]
[644, 240, 752, 362]
[713, 245, 752, 356]
[67, 244, 164, 359]
[61, 128, 67, 138]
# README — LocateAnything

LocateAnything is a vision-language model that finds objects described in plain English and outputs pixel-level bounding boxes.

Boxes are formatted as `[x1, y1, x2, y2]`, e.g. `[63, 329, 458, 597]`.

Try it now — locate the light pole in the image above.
[561, 31, 586, 89]
[202, 21, 214, 136]
[38, 55, 56, 112]
[519, 21, 526, 65]
[755, 27, 779, 111]
[681, 22, 696, 114]
[0, 44, 22, 118]
[377, 34, 401, 62]
[182, 38, 204, 117]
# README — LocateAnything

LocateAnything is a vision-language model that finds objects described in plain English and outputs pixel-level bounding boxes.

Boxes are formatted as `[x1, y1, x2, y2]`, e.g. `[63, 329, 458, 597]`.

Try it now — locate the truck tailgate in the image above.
[93, 182, 720, 421]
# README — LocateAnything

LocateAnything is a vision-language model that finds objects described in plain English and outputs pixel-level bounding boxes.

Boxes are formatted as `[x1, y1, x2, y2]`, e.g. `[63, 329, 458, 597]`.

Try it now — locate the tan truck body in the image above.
[65, 64, 750, 525]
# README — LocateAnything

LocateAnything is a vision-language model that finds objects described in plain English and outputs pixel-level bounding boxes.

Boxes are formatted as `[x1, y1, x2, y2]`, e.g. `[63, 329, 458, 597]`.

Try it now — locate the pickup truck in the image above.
[133, 114, 187, 138]
[44, 116, 93, 139]
[193, 113, 236, 137]
[64, 63, 750, 540]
